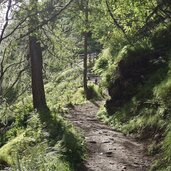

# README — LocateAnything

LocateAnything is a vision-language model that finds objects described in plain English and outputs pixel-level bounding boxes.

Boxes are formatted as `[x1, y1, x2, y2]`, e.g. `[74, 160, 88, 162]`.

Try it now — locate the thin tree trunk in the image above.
[83, 0, 89, 99]
[0, 53, 4, 104]
[84, 31, 88, 99]
[0, 79, 2, 104]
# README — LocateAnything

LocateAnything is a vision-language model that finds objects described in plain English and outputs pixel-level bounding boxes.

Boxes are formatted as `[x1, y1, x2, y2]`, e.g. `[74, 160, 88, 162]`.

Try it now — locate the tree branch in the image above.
[0, 0, 73, 43]
[0, 60, 25, 80]
[105, 0, 133, 45]
[0, 0, 12, 44]
[134, 2, 167, 38]
[18, 0, 74, 40]
[1, 15, 29, 42]
[3, 66, 28, 97]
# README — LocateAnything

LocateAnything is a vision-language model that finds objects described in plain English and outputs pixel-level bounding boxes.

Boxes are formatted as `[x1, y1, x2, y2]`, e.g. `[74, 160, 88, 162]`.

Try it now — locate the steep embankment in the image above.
[66, 102, 152, 171]
[95, 25, 171, 170]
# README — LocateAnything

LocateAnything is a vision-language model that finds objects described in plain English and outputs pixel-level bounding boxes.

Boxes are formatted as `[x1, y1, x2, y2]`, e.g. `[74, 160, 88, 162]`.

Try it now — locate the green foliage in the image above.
[71, 88, 85, 105]
[151, 25, 171, 53]
[97, 105, 109, 124]
[1, 0, 171, 170]
[6, 116, 77, 171]
[96, 25, 171, 169]
[0, 87, 85, 171]
[153, 74, 171, 102]
[11, 142, 71, 171]
[151, 125, 171, 171]
[94, 43, 154, 87]
[163, 126, 171, 162]
[62, 126, 85, 166]
[87, 84, 103, 100]
[45, 67, 85, 111]
[4, 87, 18, 104]
[93, 48, 112, 75]
[0, 133, 26, 165]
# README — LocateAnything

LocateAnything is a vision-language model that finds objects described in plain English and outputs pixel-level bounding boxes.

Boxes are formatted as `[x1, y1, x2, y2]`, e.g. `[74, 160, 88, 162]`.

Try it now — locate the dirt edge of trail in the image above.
[65, 101, 153, 171]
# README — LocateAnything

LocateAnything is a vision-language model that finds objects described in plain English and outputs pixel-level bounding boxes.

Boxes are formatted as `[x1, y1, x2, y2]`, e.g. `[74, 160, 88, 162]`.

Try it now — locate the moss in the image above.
[0, 133, 29, 165]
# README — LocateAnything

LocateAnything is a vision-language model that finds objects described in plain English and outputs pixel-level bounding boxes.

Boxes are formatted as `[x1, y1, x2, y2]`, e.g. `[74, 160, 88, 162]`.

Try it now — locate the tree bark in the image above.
[0, 79, 2, 104]
[83, 31, 88, 99]
[83, 0, 89, 99]
[28, 0, 47, 111]
[29, 36, 47, 111]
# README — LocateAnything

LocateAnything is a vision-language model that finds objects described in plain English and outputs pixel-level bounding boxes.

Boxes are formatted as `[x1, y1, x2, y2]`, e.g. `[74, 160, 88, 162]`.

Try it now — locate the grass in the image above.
[0, 102, 85, 170]
[0, 66, 86, 171]
[0, 133, 26, 165]
[94, 42, 171, 170]
[87, 83, 104, 100]
[45, 67, 85, 111]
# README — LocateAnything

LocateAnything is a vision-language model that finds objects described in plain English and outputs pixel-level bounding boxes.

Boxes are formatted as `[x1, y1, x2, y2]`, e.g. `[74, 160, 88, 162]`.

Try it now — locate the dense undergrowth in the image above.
[0, 67, 86, 171]
[95, 25, 171, 170]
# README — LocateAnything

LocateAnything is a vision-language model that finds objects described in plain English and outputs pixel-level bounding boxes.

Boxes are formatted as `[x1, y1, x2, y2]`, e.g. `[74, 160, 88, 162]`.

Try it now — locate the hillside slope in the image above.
[95, 26, 171, 170]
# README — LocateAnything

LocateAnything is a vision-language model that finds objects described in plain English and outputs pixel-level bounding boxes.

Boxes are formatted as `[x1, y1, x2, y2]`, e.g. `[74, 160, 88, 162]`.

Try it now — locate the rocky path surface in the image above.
[65, 101, 152, 171]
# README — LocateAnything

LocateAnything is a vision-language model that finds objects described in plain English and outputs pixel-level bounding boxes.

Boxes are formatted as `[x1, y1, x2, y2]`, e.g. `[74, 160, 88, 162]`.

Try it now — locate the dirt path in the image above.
[66, 101, 152, 171]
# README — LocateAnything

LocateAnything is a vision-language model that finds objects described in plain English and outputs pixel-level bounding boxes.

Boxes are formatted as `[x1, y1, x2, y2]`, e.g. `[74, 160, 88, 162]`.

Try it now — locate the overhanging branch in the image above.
[105, 0, 133, 45]
[18, 0, 74, 40]
[0, 0, 12, 44]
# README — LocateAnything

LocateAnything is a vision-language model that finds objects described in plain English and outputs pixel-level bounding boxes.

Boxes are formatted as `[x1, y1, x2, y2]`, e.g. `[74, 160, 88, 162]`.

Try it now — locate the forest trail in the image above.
[66, 101, 152, 171]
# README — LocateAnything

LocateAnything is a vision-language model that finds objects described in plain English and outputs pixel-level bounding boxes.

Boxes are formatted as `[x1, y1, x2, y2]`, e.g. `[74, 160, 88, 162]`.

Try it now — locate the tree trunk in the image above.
[0, 59, 4, 104]
[0, 79, 2, 104]
[83, 0, 89, 99]
[29, 36, 47, 111]
[83, 31, 89, 99]
[29, 0, 47, 111]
